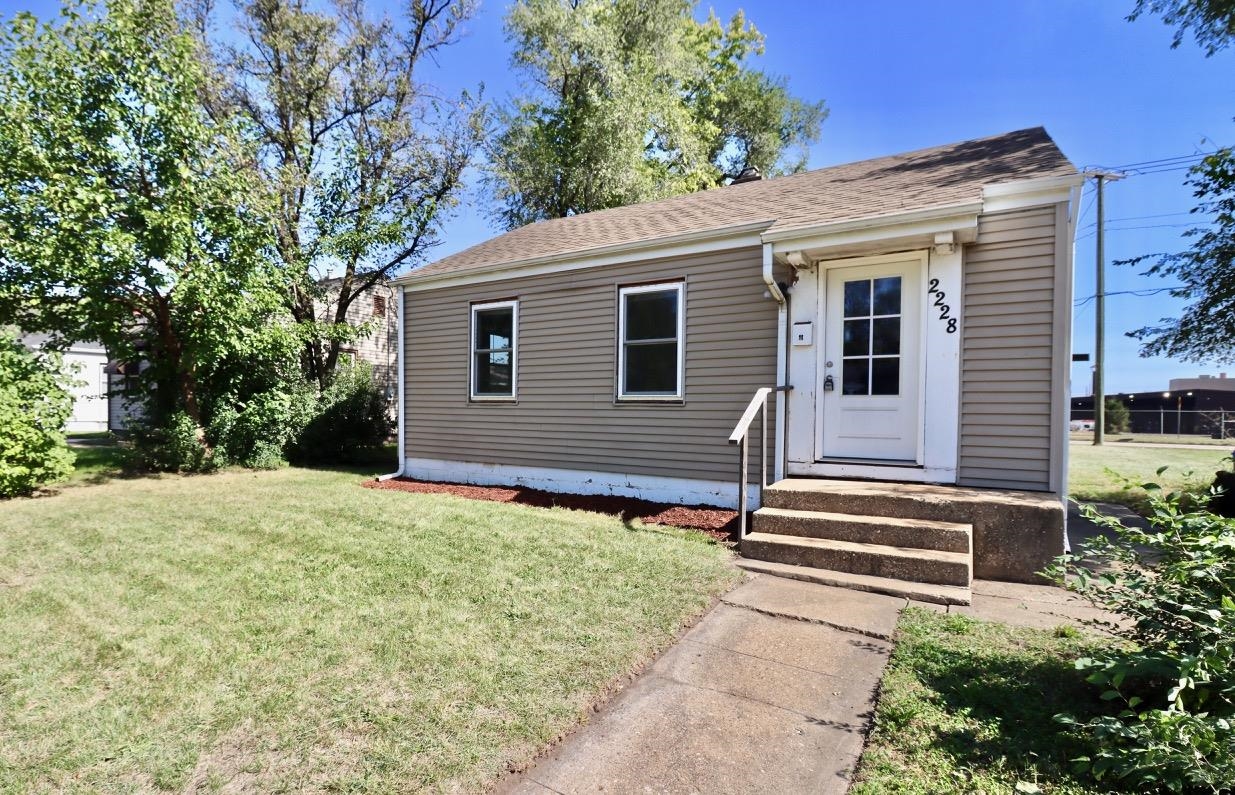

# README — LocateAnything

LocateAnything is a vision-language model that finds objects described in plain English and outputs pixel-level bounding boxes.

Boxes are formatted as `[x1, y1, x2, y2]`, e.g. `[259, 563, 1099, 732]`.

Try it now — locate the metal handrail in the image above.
[728, 387, 773, 539]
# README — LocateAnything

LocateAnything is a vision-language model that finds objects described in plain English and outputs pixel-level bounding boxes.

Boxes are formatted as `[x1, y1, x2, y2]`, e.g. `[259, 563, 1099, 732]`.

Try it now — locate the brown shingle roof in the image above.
[410, 127, 1075, 280]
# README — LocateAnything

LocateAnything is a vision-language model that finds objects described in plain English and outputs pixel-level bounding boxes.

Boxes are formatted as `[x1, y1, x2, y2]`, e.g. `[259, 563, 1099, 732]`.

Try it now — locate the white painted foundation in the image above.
[402, 457, 761, 510]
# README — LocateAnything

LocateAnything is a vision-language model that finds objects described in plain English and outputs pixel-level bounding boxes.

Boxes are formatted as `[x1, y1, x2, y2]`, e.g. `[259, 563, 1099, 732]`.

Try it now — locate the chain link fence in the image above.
[1070, 408, 1235, 440]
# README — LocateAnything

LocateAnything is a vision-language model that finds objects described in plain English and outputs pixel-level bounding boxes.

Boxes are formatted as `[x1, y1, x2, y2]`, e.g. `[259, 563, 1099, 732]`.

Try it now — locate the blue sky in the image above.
[8, 0, 1235, 393]
[417, 1, 1235, 395]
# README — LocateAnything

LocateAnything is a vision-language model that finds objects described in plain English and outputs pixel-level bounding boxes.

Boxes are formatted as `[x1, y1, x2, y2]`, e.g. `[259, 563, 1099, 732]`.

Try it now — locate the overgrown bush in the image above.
[207, 383, 315, 469]
[1211, 455, 1235, 518]
[0, 332, 75, 497]
[289, 361, 393, 464]
[126, 362, 391, 473]
[126, 411, 213, 473]
[1047, 472, 1235, 792]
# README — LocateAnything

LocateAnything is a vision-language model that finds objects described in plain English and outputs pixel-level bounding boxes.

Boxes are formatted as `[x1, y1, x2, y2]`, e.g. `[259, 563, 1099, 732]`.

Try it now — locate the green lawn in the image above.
[1068, 443, 1233, 511]
[1069, 431, 1234, 446]
[0, 464, 738, 792]
[852, 608, 1109, 794]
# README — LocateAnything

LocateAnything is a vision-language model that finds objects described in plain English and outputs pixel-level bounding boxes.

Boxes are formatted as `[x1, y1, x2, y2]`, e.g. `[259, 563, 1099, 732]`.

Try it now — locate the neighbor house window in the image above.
[617, 282, 684, 400]
[470, 300, 517, 400]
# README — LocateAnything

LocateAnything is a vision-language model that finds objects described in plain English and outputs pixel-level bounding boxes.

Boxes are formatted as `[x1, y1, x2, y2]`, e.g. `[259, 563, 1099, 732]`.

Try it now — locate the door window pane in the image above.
[843, 319, 870, 357]
[871, 358, 900, 395]
[837, 273, 903, 398]
[844, 280, 870, 318]
[842, 359, 869, 395]
[871, 317, 900, 356]
[620, 284, 683, 397]
[872, 277, 902, 315]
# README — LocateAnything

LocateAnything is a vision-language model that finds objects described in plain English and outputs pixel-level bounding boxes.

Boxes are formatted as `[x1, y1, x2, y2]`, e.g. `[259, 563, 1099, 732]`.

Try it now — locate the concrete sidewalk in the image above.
[504, 576, 901, 795]
[503, 573, 1106, 794]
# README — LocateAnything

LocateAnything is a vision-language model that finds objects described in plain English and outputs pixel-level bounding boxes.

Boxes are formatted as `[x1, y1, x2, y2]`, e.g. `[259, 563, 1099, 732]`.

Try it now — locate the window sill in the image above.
[468, 396, 518, 404]
[614, 396, 685, 405]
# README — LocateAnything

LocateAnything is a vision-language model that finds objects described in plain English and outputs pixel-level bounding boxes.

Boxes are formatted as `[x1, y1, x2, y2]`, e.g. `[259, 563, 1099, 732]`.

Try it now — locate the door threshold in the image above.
[815, 457, 921, 468]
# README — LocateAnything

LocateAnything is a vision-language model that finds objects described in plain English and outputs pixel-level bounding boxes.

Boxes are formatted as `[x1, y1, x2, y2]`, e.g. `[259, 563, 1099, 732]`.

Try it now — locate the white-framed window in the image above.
[617, 282, 684, 401]
[470, 299, 518, 400]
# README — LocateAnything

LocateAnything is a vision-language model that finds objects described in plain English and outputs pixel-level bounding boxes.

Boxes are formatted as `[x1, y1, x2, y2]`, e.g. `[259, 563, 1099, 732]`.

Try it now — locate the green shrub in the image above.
[1104, 398, 1132, 434]
[126, 411, 212, 473]
[207, 383, 315, 469]
[0, 332, 75, 497]
[289, 361, 392, 464]
[1046, 475, 1235, 791]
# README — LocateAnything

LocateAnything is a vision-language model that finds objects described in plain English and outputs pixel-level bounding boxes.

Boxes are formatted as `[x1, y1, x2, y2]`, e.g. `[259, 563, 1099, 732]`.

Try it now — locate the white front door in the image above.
[818, 258, 923, 462]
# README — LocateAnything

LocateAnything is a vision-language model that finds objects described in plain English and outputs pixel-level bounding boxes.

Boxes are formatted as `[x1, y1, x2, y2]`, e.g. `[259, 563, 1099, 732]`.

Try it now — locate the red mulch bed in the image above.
[363, 477, 740, 541]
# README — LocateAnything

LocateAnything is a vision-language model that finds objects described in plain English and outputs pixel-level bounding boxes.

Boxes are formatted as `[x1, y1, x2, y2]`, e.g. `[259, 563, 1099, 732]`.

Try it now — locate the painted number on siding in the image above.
[927, 279, 958, 334]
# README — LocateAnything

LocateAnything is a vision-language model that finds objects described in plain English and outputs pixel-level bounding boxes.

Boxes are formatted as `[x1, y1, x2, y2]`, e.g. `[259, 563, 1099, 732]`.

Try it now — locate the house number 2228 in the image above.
[927, 279, 957, 334]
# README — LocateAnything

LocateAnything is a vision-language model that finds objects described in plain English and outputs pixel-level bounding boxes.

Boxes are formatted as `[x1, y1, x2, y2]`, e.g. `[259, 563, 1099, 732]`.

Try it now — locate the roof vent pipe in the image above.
[732, 165, 762, 184]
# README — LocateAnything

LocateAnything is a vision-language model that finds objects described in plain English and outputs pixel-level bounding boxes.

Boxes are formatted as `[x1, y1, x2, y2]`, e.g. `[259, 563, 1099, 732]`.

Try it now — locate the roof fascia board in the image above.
[767, 211, 980, 256]
[759, 201, 984, 244]
[398, 222, 769, 292]
[981, 174, 1085, 214]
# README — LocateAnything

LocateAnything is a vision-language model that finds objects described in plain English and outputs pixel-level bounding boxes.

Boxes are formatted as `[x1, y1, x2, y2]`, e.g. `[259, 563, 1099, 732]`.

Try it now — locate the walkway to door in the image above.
[502, 573, 1108, 794]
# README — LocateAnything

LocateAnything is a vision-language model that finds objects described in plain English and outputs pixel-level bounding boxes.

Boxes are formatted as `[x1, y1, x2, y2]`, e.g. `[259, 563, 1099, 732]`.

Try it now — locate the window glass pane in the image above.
[625, 289, 678, 341]
[843, 280, 870, 318]
[475, 307, 512, 351]
[872, 317, 900, 356]
[871, 358, 900, 395]
[842, 359, 869, 395]
[625, 342, 678, 394]
[843, 319, 870, 357]
[474, 351, 512, 395]
[872, 277, 902, 315]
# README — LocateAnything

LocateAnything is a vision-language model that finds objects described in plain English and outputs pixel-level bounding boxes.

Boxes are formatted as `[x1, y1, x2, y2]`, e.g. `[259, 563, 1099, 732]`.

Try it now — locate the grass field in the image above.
[1068, 443, 1233, 511]
[852, 609, 1109, 794]
[0, 464, 738, 792]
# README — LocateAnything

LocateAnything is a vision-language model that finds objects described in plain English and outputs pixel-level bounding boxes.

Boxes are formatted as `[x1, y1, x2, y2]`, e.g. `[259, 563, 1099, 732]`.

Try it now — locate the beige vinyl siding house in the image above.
[958, 204, 1068, 491]
[405, 245, 777, 496]
[390, 128, 1083, 591]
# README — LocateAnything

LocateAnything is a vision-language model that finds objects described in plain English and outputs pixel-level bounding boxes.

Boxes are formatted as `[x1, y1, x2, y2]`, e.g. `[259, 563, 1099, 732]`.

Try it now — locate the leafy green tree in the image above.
[192, 0, 486, 387]
[1129, 0, 1235, 55]
[0, 331, 75, 497]
[1104, 397, 1132, 433]
[0, 0, 286, 443]
[486, 0, 825, 230]
[1126, 149, 1235, 363]
[1124, 1, 1235, 363]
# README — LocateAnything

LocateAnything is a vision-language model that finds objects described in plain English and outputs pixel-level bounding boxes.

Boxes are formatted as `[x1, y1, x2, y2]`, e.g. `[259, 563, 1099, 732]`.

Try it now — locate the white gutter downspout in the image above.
[763, 243, 787, 483]
[377, 284, 406, 481]
[1060, 182, 1083, 549]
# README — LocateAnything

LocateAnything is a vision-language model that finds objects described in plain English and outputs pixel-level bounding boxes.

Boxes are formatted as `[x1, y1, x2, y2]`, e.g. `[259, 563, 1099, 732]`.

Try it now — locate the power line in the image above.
[1074, 286, 1186, 307]
[1076, 222, 1205, 241]
[1080, 210, 1195, 228]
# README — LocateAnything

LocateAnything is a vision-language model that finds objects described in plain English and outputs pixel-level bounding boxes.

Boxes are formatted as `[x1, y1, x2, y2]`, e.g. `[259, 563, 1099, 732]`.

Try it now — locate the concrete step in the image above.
[752, 507, 971, 554]
[741, 532, 972, 587]
[762, 478, 1052, 525]
[736, 558, 972, 606]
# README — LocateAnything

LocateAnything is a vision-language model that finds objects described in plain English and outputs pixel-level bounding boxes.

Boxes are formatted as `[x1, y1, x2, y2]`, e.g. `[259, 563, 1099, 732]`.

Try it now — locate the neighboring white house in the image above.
[20, 334, 110, 433]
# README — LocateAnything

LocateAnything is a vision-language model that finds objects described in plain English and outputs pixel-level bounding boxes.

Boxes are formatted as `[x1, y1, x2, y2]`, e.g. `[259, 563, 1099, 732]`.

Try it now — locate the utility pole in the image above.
[1086, 169, 1124, 445]
[1094, 173, 1107, 445]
